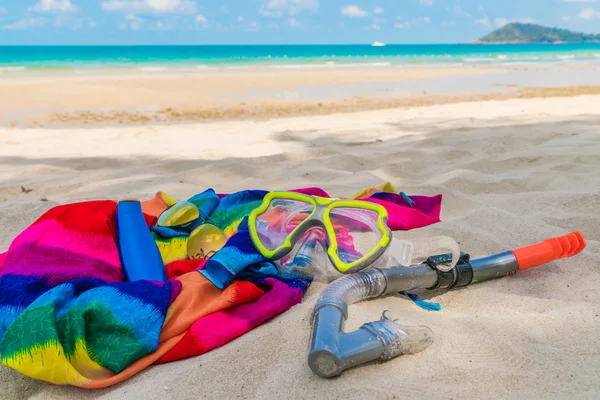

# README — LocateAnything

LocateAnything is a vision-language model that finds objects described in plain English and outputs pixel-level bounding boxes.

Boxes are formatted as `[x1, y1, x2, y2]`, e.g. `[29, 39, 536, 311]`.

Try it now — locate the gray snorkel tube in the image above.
[309, 265, 437, 378]
[308, 232, 586, 378]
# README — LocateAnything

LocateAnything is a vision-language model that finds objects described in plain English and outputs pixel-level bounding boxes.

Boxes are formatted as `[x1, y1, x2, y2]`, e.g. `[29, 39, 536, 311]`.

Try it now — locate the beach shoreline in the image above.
[2, 62, 600, 128]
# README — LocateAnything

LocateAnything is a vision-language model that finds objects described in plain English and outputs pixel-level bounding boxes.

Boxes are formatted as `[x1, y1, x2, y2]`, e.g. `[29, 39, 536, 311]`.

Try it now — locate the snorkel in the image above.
[308, 232, 586, 378]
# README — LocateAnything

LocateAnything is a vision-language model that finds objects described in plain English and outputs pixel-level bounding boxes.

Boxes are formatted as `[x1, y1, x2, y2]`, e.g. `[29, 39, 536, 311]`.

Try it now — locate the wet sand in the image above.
[4, 63, 600, 127]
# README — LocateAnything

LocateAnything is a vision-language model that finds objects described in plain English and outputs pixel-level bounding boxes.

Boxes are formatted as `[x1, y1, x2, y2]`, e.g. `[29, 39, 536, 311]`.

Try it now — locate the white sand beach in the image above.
[1, 91, 599, 399]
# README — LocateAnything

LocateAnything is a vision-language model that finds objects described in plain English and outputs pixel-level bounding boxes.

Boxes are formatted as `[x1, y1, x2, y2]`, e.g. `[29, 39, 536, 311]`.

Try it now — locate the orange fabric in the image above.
[141, 192, 171, 219]
[82, 272, 265, 389]
[160, 272, 264, 340]
[354, 188, 379, 199]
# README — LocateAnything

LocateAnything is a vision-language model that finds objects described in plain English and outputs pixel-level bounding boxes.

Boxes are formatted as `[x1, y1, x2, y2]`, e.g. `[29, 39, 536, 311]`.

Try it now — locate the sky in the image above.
[0, 0, 599, 45]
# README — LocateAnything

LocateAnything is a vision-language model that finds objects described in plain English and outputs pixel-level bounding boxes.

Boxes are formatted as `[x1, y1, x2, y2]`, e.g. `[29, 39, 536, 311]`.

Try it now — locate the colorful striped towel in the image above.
[0, 186, 442, 388]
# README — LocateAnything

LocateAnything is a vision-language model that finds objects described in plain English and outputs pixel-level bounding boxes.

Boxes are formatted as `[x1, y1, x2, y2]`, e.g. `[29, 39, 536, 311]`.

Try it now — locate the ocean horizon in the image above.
[1, 43, 600, 72]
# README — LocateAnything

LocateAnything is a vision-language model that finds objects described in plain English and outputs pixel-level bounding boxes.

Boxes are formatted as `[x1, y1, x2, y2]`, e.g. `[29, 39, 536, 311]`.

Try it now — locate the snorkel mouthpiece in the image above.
[362, 312, 434, 359]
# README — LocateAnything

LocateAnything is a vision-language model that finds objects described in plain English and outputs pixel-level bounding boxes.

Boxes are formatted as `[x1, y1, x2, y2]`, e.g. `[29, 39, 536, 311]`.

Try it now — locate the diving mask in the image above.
[249, 192, 461, 281]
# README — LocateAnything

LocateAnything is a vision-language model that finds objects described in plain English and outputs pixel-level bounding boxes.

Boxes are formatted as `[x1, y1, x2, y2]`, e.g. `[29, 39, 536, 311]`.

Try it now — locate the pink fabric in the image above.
[2, 201, 124, 284]
[362, 194, 442, 231]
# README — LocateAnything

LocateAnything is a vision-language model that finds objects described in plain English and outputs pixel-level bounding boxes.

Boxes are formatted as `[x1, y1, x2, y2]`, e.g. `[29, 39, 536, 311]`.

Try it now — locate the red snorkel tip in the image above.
[512, 231, 586, 270]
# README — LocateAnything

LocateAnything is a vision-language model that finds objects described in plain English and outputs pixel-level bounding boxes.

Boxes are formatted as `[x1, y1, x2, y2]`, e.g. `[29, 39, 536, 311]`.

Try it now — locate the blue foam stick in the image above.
[116, 200, 167, 283]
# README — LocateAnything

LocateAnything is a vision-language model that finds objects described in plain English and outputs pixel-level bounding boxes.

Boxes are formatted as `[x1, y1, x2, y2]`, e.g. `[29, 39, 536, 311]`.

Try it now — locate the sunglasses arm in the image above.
[308, 232, 586, 378]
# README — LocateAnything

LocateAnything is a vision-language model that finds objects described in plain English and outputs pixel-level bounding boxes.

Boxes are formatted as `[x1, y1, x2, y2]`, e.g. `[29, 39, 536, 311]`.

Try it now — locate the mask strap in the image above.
[386, 236, 460, 271]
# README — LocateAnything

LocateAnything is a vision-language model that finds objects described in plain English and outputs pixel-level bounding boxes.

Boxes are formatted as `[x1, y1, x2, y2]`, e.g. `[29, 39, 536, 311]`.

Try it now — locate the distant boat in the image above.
[371, 41, 386, 47]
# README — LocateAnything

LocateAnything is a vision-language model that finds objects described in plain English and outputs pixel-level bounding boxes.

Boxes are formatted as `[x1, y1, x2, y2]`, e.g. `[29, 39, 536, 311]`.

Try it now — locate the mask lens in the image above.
[255, 198, 314, 251]
[329, 207, 384, 265]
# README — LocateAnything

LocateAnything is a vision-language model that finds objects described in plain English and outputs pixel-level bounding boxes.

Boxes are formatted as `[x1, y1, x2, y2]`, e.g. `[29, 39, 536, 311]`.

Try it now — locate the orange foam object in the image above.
[513, 231, 586, 270]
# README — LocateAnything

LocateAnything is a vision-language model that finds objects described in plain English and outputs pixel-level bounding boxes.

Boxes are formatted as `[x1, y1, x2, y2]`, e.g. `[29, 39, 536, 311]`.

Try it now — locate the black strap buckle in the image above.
[425, 252, 473, 290]
[425, 252, 470, 271]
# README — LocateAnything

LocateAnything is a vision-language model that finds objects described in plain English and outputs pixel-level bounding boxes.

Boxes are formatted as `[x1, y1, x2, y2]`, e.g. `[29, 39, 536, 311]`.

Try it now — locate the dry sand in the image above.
[1, 95, 599, 399]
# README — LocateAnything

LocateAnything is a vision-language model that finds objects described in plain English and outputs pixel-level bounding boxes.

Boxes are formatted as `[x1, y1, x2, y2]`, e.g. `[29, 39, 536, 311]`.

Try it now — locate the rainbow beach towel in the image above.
[0, 186, 443, 388]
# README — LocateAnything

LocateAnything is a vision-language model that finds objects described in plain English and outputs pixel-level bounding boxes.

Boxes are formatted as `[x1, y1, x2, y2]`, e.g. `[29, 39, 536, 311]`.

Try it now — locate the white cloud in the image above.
[423, 16, 431, 23]
[374, 7, 383, 15]
[259, 0, 319, 17]
[420, 0, 433, 5]
[130, 19, 143, 29]
[287, 17, 301, 26]
[152, 20, 173, 30]
[119, 13, 143, 30]
[492, 17, 535, 27]
[221, 7, 229, 13]
[195, 14, 207, 25]
[3, 17, 46, 30]
[561, 16, 570, 21]
[244, 20, 260, 31]
[30, 0, 77, 13]
[341, 5, 368, 17]
[474, 16, 491, 27]
[101, 0, 196, 14]
[494, 17, 509, 27]
[394, 21, 411, 29]
[236, 18, 260, 31]
[442, 20, 456, 26]
[448, 5, 471, 18]
[368, 23, 381, 30]
[580, 7, 600, 19]
[0, 8, 7, 16]
[560, 0, 597, 3]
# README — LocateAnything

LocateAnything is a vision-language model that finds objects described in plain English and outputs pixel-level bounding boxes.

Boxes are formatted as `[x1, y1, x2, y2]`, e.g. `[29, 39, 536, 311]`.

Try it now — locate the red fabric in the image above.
[165, 259, 206, 279]
[36, 200, 118, 236]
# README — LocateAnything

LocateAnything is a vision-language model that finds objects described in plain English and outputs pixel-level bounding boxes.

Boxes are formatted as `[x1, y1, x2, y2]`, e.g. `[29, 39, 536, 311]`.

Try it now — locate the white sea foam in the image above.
[139, 67, 167, 72]
[558, 55, 575, 60]
[503, 61, 537, 66]
[0, 66, 27, 72]
[268, 62, 392, 69]
[463, 57, 496, 63]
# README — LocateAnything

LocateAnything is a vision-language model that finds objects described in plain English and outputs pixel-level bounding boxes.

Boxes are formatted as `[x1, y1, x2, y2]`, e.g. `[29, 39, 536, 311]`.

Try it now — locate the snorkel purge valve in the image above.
[307, 232, 586, 378]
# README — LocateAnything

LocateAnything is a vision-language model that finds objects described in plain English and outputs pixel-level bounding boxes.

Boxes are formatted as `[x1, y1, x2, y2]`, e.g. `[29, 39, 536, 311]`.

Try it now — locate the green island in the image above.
[473, 23, 600, 44]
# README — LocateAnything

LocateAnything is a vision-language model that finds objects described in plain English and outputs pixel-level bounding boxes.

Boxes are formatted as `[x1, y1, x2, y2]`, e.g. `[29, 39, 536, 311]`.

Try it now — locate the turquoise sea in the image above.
[1, 44, 600, 71]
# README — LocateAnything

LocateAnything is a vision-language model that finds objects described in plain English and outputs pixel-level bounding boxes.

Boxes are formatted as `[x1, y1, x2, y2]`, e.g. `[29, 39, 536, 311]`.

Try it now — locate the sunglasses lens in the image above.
[187, 224, 227, 260]
[329, 207, 384, 266]
[255, 198, 314, 252]
[157, 201, 200, 228]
